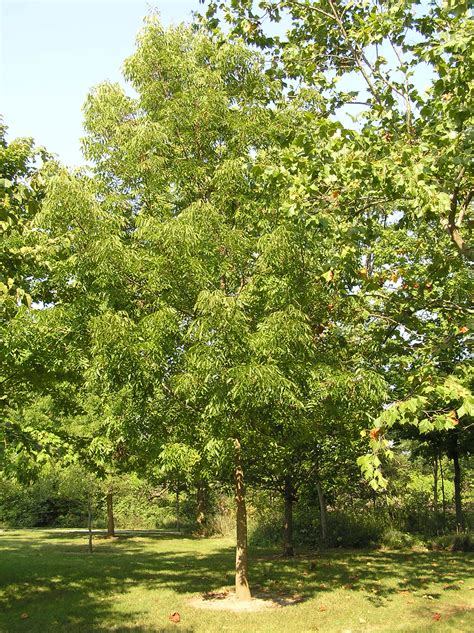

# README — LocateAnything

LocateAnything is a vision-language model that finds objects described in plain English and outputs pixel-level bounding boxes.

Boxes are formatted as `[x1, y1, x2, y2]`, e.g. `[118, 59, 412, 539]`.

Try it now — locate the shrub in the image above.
[326, 510, 386, 548]
[381, 528, 423, 549]
[427, 533, 473, 552]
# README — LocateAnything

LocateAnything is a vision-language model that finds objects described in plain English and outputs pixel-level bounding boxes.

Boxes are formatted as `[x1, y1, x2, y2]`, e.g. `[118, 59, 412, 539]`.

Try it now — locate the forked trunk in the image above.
[315, 479, 327, 544]
[234, 438, 251, 601]
[283, 475, 294, 556]
[106, 491, 115, 537]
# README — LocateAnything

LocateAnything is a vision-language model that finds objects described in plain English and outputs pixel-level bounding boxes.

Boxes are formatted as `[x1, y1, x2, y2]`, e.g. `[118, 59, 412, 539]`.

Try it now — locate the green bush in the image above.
[427, 533, 472, 552]
[381, 528, 423, 549]
[325, 510, 386, 548]
[0, 468, 96, 528]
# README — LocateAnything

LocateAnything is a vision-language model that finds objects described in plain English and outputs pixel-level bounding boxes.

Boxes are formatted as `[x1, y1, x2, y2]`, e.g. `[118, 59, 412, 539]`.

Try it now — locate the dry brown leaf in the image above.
[169, 611, 181, 623]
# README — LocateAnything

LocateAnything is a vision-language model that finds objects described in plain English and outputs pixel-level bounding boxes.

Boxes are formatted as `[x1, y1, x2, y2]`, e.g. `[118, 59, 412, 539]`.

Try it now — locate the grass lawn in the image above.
[0, 529, 472, 632]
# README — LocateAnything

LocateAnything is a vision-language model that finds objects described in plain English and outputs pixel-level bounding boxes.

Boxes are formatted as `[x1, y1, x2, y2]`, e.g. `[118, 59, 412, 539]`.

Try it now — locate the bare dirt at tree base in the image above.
[188, 589, 304, 612]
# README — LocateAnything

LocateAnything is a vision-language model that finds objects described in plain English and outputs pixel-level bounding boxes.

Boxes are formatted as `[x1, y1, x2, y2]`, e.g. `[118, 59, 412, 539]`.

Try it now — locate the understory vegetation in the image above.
[1, 458, 471, 552]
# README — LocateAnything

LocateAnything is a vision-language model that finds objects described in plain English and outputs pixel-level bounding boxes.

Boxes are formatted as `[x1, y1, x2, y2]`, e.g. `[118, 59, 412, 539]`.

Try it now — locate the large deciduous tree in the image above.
[200, 0, 473, 493]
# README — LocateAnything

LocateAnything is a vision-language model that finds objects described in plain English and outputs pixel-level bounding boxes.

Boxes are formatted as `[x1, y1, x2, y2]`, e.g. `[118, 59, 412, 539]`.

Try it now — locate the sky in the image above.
[1, 0, 200, 167]
[1, 1, 434, 168]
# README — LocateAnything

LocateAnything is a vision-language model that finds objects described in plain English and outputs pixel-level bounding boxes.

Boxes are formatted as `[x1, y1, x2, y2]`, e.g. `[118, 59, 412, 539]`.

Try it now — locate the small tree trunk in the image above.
[176, 489, 180, 532]
[433, 456, 439, 514]
[106, 491, 115, 537]
[196, 481, 207, 533]
[234, 438, 251, 601]
[315, 479, 327, 544]
[440, 455, 447, 527]
[283, 475, 294, 557]
[452, 441, 464, 531]
[87, 495, 93, 554]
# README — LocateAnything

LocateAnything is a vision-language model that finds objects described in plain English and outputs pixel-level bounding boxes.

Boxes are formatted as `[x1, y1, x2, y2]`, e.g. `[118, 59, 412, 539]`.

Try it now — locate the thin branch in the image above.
[326, 0, 383, 107]
[290, 0, 335, 21]
[447, 167, 473, 261]
[457, 189, 473, 227]
[389, 36, 412, 132]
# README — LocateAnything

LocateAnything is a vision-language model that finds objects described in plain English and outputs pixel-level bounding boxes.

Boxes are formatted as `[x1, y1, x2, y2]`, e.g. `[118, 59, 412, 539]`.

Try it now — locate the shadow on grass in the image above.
[251, 547, 473, 607]
[0, 530, 224, 632]
[0, 530, 472, 632]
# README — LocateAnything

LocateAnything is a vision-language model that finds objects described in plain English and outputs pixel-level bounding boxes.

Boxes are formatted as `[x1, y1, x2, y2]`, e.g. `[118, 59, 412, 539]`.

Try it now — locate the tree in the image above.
[374, 366, 473, 529]
[200, 0, 473, 492]
[36, 17, 286, 600]
[0, 125, 77, 474]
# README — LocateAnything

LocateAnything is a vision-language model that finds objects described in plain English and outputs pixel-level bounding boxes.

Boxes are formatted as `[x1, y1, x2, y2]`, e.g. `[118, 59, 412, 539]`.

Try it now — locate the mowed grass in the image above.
[0, 529, 472, 633]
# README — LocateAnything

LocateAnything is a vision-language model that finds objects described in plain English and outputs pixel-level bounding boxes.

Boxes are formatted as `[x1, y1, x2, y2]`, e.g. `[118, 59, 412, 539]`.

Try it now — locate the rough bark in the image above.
[106, 491, 115, 537]
[315, 479, 328, 544]
[234, 438, 251, 600]
[283, 475, 294, 557]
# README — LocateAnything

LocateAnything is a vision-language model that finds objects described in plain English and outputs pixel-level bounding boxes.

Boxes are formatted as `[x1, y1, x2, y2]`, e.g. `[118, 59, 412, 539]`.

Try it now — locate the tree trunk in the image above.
[283, 475, 294, 557]
[452, 441, 464, 531]
[196, 481, 207, 533]
[315, 479, 327, 544]
[176, 489, 180, 532]
[87, 495, 93, 554]
[106, 491, 115, 537]
[440, 455, 447, 518]
[433, 456, 439, 514]
[234, 438, 251, 601]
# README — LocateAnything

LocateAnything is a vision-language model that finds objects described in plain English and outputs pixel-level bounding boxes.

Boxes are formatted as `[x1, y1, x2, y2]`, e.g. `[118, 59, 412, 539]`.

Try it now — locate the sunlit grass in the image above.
[0, 529, 472, 632]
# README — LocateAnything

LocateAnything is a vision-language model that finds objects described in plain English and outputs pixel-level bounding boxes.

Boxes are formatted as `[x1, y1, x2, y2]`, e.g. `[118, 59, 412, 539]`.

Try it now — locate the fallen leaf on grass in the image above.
[318, 605, 328, 612]
[169, 612, 180, 623]
[432, 613, 441, 621]
[20, 613, 29, 620]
